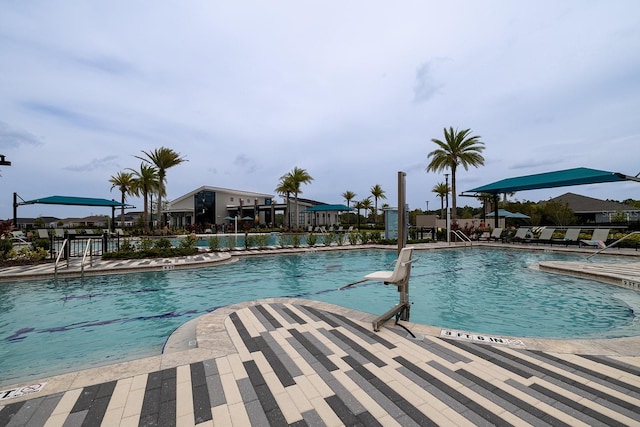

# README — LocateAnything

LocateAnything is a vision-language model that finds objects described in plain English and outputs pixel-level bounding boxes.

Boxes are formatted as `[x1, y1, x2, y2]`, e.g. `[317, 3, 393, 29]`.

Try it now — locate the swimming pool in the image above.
[1, 248, 638, 387]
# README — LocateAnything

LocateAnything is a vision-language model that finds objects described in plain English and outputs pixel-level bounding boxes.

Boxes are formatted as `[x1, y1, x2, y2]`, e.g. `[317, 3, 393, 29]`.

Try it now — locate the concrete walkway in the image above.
[1, 245, 640, 426]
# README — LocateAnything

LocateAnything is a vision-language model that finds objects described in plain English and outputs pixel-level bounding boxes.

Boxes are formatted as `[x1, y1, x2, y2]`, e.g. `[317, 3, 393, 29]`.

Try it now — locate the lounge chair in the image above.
[364, 247, 415, 285]
[486, 227, 503, 242]
[510, 227, 532, 243]
[580, 229, 610, 248]
[551, 228, 581, 246]
[533, 227, 555, 244]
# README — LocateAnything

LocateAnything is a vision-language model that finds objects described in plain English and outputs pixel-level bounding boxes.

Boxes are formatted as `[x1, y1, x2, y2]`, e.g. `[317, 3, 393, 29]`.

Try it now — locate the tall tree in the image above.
[426, 127, 485, 220]
[283, 167, 313, 229]
[275, 174, 296, 230]
[359, 198, 372, 225]
[136, 147, 187, 228]
[432, 182, 449, 219]
[341, 190, 356, 225]
[109, 171, 134, 229]
[341, 190, 356, 208]
[129, 163, 159, 234]
[370, 184, 386, 225]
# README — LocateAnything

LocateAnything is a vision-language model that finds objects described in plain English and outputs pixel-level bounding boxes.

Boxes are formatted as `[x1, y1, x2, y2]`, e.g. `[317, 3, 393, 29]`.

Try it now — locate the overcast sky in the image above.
[1, 1, 639, 219]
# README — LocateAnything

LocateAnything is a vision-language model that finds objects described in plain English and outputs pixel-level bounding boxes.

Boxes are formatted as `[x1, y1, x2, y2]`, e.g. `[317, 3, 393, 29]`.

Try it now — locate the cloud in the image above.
[233, 154, 258, 174]
[63, 155, 121, 172]
[413, 60, 446, 103]
[0, 121, 43, 149]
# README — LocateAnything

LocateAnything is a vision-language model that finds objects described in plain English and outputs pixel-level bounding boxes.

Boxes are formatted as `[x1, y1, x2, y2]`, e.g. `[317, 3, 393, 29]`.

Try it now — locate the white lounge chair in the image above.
[510, 228, 531, 243]
[551, 228, 581, 246]
[580, 229, 610, 248]
[533, 227, 555, 244]
[364, 247, 415, 285]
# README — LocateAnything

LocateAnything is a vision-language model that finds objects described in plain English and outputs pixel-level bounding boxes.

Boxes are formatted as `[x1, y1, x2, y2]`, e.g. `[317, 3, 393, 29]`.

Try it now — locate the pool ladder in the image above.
[54, 238, 94, 279]
[450, 230, 473, 247]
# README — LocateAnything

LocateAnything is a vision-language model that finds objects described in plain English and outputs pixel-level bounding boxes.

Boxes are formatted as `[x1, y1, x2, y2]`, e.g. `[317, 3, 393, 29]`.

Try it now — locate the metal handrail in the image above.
[451, 230, 472, 246]
[81, 238, 93, 277]
[586, 231, 640, 260]
[54, 239, 69, 279]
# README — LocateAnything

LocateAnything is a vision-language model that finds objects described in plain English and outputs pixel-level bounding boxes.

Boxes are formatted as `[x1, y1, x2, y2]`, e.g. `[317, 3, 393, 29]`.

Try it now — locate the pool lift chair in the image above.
[362, 247, 419, 336]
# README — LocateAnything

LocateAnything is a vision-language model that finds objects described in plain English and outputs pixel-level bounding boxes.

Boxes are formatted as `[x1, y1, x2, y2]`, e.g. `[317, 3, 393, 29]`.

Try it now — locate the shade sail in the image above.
[20, 195, 133, 208]
[467, 167, 631, 195]
[486, 210, 530, 219]
[305, 204, 354, 212]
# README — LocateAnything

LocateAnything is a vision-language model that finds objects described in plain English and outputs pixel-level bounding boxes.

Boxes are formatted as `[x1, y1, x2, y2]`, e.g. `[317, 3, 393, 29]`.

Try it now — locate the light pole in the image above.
[445, 173, 450, 243]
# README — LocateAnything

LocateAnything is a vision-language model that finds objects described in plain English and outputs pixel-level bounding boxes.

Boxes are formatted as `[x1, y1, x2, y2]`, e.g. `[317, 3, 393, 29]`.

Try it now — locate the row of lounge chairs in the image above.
[307, 225, 355, 233]
[480, 227, 611, 247]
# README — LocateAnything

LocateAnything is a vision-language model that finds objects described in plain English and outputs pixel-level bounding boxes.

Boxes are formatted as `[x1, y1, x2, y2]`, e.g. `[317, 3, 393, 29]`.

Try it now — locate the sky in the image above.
[1, 1, 639, 220]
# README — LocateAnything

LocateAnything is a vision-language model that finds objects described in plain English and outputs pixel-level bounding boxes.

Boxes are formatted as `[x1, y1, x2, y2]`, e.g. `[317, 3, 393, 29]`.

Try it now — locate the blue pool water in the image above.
[1, 248, 638, 387]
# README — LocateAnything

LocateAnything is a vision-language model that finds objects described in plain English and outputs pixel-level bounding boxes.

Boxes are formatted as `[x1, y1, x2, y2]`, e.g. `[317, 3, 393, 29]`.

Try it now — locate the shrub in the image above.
[348, 232, 359, 245]
[336, 233, 345, 246]
[209, 236, 220, 251]
[322, 233, 335, 246]
[139, 238, 154, 251]
[33, 238, 49, 251]
[245, 234, 256, 249]
[255, 234, 269, 248]
[155, 238, 173, 249]
[292, 234, 301, 248]
[369, 230, 381, 243]
[307, 233, 317, 246]
[179, 234, 198, 249]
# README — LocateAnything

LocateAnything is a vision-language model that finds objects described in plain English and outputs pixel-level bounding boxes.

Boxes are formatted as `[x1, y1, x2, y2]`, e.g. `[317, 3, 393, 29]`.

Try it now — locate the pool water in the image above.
[1, 248, 638, 387]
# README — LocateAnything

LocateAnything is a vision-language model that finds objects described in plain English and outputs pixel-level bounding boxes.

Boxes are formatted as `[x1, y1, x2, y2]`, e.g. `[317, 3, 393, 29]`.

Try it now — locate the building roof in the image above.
[169, 186, 274, 206]
[548, 192, 639, 213]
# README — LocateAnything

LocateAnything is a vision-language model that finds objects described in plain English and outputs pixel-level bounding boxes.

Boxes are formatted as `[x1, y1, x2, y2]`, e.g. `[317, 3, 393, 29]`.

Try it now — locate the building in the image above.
[548, 192, 640, 224]
[167, 186, 278, 230]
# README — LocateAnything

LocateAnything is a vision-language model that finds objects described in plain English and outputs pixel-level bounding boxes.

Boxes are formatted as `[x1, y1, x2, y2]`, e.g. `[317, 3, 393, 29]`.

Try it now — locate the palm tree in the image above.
[341, 190, 356, 224]
[341, 190, 356, 208]
[359, 198, 373, 225]
[283, 167, 313, 230]
[275, 175, 296, 230]
[136, 147, 187, 228]
[109, 171, 134, 230]
[353, 199, 365, 229]
[129, 163, 159, 234]
[370, 184, 386, 225]
[426, 127, 485, 220]
[432, 182, 449, 219]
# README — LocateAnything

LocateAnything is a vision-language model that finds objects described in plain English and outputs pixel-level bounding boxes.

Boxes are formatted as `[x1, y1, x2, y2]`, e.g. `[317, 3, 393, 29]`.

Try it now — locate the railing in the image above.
[451, 230, 473, 246]
[80, 238, 93, 277]
[54, 239, 69, 279]
[586, 231, 640, 260]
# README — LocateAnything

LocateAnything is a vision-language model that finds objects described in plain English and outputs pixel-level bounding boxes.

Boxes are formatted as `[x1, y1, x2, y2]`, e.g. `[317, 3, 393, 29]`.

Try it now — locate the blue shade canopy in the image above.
[305, 204, 354, 212]
[467, 167, 632, 195]
[487, 210, 530, 218]
[21, 195, 133, 207]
